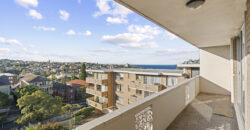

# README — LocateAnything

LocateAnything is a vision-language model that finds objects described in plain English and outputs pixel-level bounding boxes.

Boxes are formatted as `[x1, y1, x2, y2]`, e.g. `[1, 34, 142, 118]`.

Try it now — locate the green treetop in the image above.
[80, 63, 86, 80]
[16, 90, 63, 124]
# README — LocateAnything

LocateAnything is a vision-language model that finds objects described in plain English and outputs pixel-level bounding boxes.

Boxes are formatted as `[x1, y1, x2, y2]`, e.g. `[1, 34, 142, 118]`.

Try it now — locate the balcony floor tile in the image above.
[167, 93, 238, 130]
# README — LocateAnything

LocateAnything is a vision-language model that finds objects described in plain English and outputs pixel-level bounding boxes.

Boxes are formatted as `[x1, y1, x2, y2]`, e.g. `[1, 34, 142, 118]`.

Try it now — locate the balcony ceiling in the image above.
[115, 0, 246, 48]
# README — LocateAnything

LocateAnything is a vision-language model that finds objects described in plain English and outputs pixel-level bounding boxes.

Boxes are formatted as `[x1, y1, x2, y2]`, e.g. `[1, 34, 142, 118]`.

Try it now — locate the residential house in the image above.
[19, 73, 53, 94]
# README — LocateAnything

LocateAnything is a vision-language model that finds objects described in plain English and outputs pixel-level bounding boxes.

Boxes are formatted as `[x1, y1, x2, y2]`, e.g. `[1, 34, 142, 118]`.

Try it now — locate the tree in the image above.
[51, 75, 57, 81]
[79, 63, 86, 80]
[73, 106, 94, 117]
[71, 74, 78, 80]
[14, 85, 40, 98]
[16, 90, 63, 124]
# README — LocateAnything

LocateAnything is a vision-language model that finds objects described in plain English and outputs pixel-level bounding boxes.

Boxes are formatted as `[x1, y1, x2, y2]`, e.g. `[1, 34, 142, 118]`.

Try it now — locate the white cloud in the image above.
[33, 26, 56, 31]
[79, 30, 92, 36]
[66, 29, 76, 35]
[106, 17, 127, 24]
[154, 48, 199, 56]
[102, 33, 158, 49]
[119, 42, 158, 48]
[94, 0, 132, 24]
[15, 0, 38, 8]
[128, 25, 162, 35]
[29, 9, 43, 20]
[28, 44, 36, 48]
[0, 48, 10, 53]
[77, 0, 81, 3]
[59, 10, 70, 21]
[92, 48, 128, 53]
[0, 37, 22, 46]
[102, 33, 153, 44]
[163, 31, 178, 40]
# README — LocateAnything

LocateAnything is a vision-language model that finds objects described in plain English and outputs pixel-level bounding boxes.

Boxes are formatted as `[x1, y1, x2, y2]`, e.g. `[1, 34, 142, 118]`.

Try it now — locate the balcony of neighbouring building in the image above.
[86, 97, 108, 111]
[86, 87, 108, 97]
[77, 76, 238, 130]
[86, 77, 108, 86]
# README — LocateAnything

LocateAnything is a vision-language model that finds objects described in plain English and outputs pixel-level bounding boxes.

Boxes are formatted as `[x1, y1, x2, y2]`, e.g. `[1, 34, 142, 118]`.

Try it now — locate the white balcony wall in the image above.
[76, 76, 200, 130]
[200, 45, 231, 95]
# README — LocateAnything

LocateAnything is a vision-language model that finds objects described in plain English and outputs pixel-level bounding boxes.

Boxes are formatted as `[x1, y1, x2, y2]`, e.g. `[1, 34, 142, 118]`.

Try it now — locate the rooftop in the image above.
[0, 73, 16, 77]
[66, 79, 89, 86]
[87, 68, 183, 76]
[52, 82, 72, 90]
[22, 73, 51, 83]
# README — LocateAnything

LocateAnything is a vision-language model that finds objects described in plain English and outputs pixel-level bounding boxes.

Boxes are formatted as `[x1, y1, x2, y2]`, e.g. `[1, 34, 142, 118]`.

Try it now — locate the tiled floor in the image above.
[167, 93, 238, 130]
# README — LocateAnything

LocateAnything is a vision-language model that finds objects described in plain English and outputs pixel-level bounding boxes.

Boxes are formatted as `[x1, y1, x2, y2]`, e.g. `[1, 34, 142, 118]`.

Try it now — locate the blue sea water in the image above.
[133, 65, 177, 70]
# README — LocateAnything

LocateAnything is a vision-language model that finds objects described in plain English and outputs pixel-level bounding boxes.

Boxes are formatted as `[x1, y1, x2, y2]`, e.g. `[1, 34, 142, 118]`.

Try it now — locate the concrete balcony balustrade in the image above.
[77, 76, 238, 130]
[86, 87, 108, 97]
[86, 97, 108, 111]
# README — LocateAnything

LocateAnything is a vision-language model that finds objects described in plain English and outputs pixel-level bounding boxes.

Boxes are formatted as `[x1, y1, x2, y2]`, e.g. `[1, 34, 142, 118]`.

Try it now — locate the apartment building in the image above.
[77, 0, 250, 130]
[177, 63, 200, 78]
[85, 68, 185, 112]
[52, 82, 76, 103]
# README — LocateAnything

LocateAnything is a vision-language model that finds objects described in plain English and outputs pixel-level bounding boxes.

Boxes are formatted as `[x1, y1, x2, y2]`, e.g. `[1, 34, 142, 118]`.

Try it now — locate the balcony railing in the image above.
[78, 75, 238, 130]
[86, 77, 108, 86]
[86, 87, 108, 97]
[86, 97, 108, 110]
[77, 76, 200, 130]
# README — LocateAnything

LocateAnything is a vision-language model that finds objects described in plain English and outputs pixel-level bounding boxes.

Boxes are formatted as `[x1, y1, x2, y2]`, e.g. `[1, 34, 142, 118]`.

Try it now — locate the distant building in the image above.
[0, 73, 18, 86]
[52, 82, 76, 103]
[66, 79, 89, 101]
[177, 64, 200, 78]
[66, 79, 89, 87]
[19, 73, 53, 94]
[0, 76, 11, 95]
[85, 68, 185, 113]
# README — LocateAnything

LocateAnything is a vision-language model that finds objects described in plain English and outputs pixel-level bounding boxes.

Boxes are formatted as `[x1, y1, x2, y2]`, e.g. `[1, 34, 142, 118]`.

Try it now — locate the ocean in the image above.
[133, 65, 177, 70]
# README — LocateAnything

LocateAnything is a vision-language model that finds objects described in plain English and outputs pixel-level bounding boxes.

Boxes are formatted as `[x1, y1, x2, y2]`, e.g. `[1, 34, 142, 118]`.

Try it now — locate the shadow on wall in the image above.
[200, 45, 230, 60]
[199, 76, 230, 95]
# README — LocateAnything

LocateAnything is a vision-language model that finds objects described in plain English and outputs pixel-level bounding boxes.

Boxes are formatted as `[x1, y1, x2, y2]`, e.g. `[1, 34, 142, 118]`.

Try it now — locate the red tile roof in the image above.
[66, 79, 89, 86]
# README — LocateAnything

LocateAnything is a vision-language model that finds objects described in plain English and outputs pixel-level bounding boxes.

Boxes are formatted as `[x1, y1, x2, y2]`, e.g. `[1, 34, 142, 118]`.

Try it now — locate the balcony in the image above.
[86, 97, 108, 110]
[86, 87, 108, 97]
[76, 76, 238, 130]
[86, 77, 108, 86]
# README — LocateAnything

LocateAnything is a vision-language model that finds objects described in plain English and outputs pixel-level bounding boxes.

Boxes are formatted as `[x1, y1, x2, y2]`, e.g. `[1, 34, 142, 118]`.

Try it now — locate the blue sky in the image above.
[0, 0, 199, 64]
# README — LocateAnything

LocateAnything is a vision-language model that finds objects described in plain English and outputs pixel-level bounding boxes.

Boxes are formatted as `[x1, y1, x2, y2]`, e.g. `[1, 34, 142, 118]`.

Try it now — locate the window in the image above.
[136, 89, 142, 95]
[144, 76, 161, 85]
[97, 85, 102, 91]
[116, 84, 123, 92]
[97, 73, 107, 80]
[116, 73, 124, 80]
[167, 76, 178, 86]
[128, 86, 130, 92]
[136, 75, 139, 80]
[116, 96, 123, 104]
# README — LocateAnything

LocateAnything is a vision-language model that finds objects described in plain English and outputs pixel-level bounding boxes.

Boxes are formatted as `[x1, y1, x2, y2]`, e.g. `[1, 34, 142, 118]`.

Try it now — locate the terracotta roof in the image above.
[66, 79, 88, 86]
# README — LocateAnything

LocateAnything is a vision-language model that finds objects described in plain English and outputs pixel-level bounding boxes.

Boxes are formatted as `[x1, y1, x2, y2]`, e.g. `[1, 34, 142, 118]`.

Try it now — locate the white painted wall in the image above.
[200, 45, 231, 95]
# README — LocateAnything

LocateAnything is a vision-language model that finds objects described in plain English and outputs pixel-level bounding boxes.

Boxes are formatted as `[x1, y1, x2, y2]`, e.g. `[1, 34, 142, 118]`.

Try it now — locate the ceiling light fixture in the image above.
[186, 0, 205, 9]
